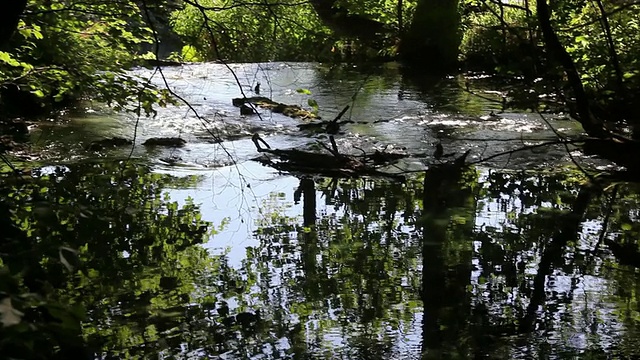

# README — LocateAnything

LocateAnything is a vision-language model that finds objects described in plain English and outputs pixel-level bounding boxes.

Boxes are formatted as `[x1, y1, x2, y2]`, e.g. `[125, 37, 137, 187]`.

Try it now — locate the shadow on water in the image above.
[1, 63, 640, 359]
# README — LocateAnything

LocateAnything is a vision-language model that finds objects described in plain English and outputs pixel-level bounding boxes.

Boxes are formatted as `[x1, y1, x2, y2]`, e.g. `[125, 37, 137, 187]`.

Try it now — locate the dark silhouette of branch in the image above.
[536, 0, 610, 138]
[486, 0, 530, 12]
[519, 185, 597, 333]
[477, 0, 530, 45]
[587, 185, 618, 265]
[139, 0, 237, 162]
[468, 139, 571, 165]
[593, 0, 624, 90]
[561, 2, 640, 32]
[182, 0, 311, 12]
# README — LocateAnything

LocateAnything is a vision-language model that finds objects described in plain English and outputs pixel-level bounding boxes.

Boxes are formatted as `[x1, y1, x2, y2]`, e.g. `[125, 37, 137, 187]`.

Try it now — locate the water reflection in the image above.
[3, 160, 640, 359]
[2, 61, 640, 359]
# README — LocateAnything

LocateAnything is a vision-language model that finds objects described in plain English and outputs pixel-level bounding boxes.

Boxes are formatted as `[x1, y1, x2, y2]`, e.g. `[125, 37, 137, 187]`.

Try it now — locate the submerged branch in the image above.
[250, 133, 407, 180]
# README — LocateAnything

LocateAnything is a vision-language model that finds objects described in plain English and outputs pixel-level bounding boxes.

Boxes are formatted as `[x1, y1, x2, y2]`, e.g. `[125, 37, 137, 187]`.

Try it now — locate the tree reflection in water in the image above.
[1, 162, 640, 359]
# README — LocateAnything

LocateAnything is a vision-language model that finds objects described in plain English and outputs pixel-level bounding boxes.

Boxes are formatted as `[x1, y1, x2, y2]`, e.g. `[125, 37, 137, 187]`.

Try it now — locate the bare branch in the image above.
[182, 0, 311, 12]
[560, 2, 640, 32]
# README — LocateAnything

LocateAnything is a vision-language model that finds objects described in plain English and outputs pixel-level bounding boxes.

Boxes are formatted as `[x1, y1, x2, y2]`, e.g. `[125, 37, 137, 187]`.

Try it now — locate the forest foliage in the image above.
[0, 1, 174, 117]
[0, 0, 638, 123]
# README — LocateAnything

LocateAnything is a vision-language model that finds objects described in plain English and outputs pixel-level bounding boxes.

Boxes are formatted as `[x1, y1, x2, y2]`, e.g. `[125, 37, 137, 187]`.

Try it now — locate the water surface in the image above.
[2, 62, 638, 359]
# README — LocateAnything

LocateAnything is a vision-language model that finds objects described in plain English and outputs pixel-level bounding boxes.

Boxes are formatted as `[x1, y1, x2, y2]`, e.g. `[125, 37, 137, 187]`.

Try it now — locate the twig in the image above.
[332, 105, 350, 123]
[139, 0, 236, 161]
[468, 139, 569, 165]
[589, 184, 618, 262]
[352, 145, 367, 157]
[329, 135, 339, 155]
[316, 140, 340, 157]
[0, 153, 19, 175]
[537, 111, 595, 181]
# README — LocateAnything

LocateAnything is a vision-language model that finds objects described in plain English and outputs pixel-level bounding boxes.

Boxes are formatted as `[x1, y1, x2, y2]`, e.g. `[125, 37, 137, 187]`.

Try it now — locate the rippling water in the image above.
[5, 62, 639, 359]
[31, 62, 587, 168]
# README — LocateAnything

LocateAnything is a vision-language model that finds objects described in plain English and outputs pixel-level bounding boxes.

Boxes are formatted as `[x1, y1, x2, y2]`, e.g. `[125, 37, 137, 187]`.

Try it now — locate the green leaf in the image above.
[575, 35, 589, 46]
[0, 51, 21, 67]
[296, 88, 312, 95]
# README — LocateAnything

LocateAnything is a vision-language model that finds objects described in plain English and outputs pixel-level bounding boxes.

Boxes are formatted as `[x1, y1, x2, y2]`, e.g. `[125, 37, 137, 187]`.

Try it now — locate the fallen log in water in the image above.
[250, 134, 407, 180]
[232, 96, 320, 120]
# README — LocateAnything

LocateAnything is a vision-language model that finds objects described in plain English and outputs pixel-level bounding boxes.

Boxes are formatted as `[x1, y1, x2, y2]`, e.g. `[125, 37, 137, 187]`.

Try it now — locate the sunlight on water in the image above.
[7, 63, 640, 359]
[123, 159, 637, 358]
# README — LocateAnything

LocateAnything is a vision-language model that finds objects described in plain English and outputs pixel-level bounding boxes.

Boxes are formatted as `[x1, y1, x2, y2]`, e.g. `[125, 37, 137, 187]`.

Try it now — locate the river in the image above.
[2, 62, 638, 359]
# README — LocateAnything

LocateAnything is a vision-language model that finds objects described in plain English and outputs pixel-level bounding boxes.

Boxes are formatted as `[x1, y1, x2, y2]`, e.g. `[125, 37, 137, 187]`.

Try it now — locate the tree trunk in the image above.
[535, 0, 609, 138]
[0, 0, 27, 49]
[401, 0, 461, 72]
[307, 0, 388, 39]
[421, 164, 474, 357]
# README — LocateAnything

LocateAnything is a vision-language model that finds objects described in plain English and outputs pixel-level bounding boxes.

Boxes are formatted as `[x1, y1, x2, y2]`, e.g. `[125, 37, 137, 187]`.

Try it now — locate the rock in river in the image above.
[86, 137, 133, 151]
[142, 137, 187, 147]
